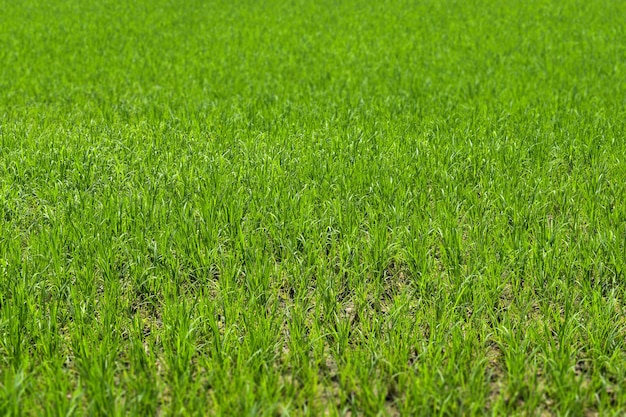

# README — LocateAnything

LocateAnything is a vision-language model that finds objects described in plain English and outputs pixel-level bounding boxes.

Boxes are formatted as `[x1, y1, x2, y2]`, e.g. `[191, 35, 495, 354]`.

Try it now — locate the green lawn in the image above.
[1, 0, 625, 415]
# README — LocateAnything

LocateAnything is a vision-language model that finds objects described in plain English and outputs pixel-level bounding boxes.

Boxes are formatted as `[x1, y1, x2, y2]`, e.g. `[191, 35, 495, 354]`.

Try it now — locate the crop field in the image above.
[1, 0, 626, 415]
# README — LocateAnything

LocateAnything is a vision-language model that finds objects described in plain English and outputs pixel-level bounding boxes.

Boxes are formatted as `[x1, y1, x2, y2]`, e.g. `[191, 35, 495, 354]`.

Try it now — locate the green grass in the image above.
[1, 0, 626, 415]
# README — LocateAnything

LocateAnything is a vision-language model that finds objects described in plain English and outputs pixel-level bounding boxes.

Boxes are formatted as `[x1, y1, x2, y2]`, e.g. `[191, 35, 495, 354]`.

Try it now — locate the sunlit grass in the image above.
[1, 0, 625, 415]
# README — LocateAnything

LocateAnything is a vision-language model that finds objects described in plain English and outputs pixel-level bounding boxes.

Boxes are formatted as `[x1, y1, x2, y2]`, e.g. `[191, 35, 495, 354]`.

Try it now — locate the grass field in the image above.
[1, 0, 626, 415]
